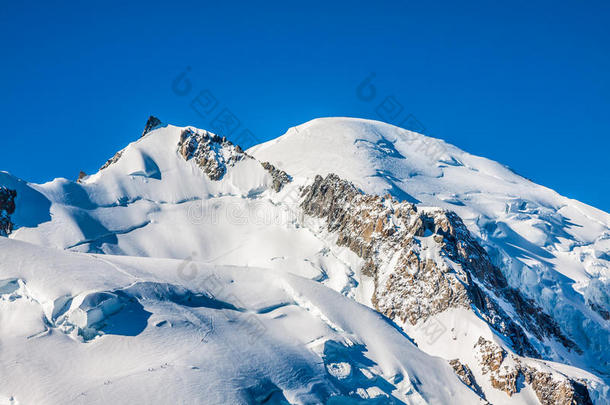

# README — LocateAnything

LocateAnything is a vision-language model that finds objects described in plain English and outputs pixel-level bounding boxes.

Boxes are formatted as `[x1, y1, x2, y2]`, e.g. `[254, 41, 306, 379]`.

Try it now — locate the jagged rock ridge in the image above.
[449, 359, 486, 400]
[176, 127, 293, 192]
[261, 161, 291, 192]
[177, 128, 247, 180]
[247, 117, 610, 381]
[0, 187, 16, 236]
[100, 149, 124, 171]
[300, 174, 577, 355]
[299, 173, 592, 402]
[1, 117, 607, 404]
[475, 337, 593, 405]
[141, 115, 162, 137]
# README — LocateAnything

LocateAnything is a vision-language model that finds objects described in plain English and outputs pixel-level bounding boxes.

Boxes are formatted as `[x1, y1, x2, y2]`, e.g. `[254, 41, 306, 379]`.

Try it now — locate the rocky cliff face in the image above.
[475, 337, 592, 405]
[261, 161, 291, 192]
[450, 359, 486, 399]
[177, 129, 293, 193]
[2, 118, 607, 404]
[0, 187, 16, 236]
[141, 115, 162, 137]
[300, 174, 577, 355]
[299, 173, 592, 403]
[177, 128, 247, 180]
[100, 149, 124, 171]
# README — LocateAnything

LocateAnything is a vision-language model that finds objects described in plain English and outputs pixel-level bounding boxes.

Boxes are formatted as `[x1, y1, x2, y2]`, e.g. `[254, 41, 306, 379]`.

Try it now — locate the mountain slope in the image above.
[0, 116, 608, 404]
[0, 237, 482, 404]
[249, 117, 610, 377]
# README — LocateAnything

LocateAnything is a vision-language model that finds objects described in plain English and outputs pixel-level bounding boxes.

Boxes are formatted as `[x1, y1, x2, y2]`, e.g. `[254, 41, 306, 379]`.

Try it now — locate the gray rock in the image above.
[300, 174, 579, 356]
[141, 116, 162, 137]
[300, 173, 592, 404]
[260, 161, 291, 192]
[177, 128, 246, 181]
[0, 187, 17, 236]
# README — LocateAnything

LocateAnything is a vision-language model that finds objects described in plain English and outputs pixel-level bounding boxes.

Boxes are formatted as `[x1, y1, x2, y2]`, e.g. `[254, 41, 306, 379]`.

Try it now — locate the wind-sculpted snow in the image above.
[250, 117, 610, 380]
[298, 173, 602, 403]
[0, 116, 608, 404]
[0, 172, 51, 230]
[0, 238, 482, 404]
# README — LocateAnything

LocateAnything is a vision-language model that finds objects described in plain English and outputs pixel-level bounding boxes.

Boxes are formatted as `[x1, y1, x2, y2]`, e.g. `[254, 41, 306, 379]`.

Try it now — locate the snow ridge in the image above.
[0, 116, 608, 404]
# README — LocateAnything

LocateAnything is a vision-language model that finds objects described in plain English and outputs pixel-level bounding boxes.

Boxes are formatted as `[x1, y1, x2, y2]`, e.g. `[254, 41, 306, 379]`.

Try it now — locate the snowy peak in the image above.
[250, 117, 610, 379]
[141, 115, 163, 137]
[177, 126, 248, 180]
[0, 116, 608, 404]
[249, 117, 459, 197]
[298, 173, 598, 403]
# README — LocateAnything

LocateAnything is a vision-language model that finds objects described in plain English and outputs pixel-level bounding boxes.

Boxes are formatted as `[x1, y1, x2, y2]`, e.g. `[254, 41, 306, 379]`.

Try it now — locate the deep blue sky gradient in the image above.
[1, 1, 609, 210]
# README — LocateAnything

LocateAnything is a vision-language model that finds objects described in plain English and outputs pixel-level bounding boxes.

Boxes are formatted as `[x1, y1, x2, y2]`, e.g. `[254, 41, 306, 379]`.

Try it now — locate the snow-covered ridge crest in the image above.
[0, 116, 608, 404]
[249, 116, 610, 380]
[298, 172, 597, 404]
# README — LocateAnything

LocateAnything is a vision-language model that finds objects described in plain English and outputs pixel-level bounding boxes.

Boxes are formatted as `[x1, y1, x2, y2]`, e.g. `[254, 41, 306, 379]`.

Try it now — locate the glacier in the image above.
[0, 117, 608, 404]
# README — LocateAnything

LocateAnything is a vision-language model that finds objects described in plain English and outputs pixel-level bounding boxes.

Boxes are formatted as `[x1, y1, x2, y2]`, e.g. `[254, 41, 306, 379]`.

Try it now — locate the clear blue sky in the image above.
[1, 1, 609, 211]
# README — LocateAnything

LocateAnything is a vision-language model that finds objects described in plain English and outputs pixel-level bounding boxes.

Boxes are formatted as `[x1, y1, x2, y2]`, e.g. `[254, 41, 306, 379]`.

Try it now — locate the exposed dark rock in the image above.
[299, 174, 579, 359]
[100, 149, 124, 171]
[100, 116, 161, 171]
[141, 115, 162, 137]
[475, 337, 517, 395]
[475, 337, 593, 404]
[449, 359, 485, 399]
[0, 187, 17, 236]
[426, 210, 580, 354]
[588, 300, 610, 321]
[77, 171, 87, 183]
[261, 161, 291, 192]
[525, 369, 593, 405]
[177, 128, 246, 181]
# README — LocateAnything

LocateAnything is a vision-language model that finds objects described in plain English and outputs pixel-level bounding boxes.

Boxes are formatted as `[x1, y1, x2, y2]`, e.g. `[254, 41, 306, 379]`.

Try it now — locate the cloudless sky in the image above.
[1, 1, 609, 211]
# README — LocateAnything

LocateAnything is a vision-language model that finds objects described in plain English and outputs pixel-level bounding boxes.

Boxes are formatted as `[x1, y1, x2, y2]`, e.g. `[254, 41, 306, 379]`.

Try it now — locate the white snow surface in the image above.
[1, 117, 608, 404]
[250, 117, 610, 377]
[0, 237, 480, 405]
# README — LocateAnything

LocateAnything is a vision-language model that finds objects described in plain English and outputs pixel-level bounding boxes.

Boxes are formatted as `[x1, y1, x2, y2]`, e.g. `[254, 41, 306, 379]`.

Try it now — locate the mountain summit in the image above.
[0, 117, 608, 404]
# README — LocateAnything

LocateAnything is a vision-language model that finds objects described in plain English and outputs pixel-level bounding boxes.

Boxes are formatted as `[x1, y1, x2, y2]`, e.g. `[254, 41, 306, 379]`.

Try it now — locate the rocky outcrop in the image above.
[526, 370, 592, 405]
[589, 300, 610, 321]
[475, 337, 519, 395]
[449, 359, 485, 399]
[141, 115, 162, 137]
[100, 149, 124, 171]
[177, 129, 293, 190]
[298, 175, 593, 399]
[474, 337, 593, 405]
[300, 174, 578, 358]
[177, 128, 247, 181]
[100, 116, 160, 171]
[0, 187, 17, 236]
[261, 161, 291, 192]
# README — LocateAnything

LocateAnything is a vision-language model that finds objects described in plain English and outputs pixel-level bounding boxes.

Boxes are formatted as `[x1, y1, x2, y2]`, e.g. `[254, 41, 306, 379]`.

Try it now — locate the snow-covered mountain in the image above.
[0, 116, 608, 404]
